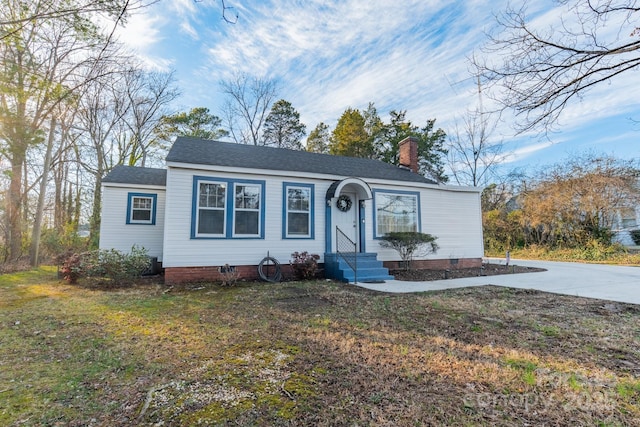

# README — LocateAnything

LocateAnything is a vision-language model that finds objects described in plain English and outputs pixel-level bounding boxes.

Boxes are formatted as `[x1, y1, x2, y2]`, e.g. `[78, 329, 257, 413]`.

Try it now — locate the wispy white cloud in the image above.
[201, 0, 497, 129]
[116, 9, 164, 51]
[501, 140, 555, 164]
[107, 4, 175, 71]
[113, 0, 638, 171]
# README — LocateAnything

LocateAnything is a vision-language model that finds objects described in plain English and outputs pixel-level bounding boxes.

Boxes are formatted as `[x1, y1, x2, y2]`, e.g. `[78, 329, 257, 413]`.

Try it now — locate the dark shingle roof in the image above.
[166, 137, 436, 184]
[103, 165, 167, 186]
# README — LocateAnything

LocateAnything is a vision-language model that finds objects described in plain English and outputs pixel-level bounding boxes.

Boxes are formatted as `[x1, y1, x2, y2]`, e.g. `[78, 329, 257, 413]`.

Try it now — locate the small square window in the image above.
[127, 193, 156, 225]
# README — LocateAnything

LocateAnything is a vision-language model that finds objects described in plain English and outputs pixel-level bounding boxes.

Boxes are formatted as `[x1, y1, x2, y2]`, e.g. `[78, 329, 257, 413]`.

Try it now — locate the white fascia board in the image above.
[102, 182, 166, 191]
[166, 161, 480, 193]
[167, 162, 351, 182]
[431, 184, 483, 193]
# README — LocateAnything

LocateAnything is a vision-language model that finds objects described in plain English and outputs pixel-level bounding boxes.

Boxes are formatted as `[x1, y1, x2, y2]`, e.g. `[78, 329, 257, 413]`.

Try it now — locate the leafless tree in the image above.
[22, 101, 83, 265]
[220, 72, 279, 145]
[0, 0, 119, 260]
[518, 153, 640, 246]
[75, 70, 131, 245]
[474, 1, 640, 134]
[0, 0, 153, 28]
[121, 68, 179, 167]
[448, 79, 505, 187]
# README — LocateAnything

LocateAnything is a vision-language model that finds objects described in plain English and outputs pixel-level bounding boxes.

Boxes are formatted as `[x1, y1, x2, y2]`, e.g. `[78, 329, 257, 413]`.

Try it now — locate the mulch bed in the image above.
[391, 262, 546, 281]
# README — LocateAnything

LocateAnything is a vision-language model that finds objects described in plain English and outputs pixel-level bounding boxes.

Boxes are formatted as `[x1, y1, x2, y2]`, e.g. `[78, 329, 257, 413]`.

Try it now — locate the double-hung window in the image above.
[234, 183, 261, 236]
[127, 193, 156, 225]
[193, 177, 265, 239]
[283, 183, 314, 238]
[197, 181, 227, 236]
[373, 190, 420, 237]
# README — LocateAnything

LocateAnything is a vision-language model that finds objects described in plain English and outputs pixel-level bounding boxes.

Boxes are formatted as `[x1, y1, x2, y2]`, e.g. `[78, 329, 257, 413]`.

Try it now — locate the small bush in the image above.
[218, 264, 240, 286]
[60, 246, 150, 285]
[290, 251, 320, 280]
[59, 252, 83, 284]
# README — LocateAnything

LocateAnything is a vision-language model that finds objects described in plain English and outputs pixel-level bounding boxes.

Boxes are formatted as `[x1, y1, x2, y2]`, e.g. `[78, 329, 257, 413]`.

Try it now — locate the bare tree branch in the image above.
[448, 78, 506, 187]
[0, 0, 154, 26]
[220, 72, 279, 145]
[193, 0, 238, 24]
[474, 1, 640, 134]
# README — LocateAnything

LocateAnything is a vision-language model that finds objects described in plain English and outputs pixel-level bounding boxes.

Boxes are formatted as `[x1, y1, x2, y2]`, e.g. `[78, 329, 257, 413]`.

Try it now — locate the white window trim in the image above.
[192, 176, 266, 240]
[195, 180, 227, 238]
[127, 193, 156, 225]
[232, 182, 262, 238]
[285, 185, 312, 238]
[373, 190, 421, 238]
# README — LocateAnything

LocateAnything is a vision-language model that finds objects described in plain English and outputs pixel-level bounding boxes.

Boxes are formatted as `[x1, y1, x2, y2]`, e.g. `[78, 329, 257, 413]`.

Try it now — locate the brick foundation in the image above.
[164, 258, 482, 284]
[382, 257, 482, 271]
[164, 263, 295, 285]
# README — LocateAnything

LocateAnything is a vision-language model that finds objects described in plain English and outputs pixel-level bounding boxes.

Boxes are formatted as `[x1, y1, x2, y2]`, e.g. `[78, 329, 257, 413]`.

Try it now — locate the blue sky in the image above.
[116, 0, 639, 176]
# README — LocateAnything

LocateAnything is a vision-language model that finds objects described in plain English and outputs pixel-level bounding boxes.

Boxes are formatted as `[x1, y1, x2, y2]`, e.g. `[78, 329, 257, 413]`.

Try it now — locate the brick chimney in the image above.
[399, 136, 418, 173]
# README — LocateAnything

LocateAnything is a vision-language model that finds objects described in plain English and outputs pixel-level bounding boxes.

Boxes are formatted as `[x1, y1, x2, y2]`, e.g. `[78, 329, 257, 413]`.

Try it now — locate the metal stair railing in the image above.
[336, 226, 357, 283]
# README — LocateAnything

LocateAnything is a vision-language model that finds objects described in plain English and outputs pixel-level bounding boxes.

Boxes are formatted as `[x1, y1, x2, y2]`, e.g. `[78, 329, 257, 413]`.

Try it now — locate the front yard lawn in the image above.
[1, 268, 639, 426]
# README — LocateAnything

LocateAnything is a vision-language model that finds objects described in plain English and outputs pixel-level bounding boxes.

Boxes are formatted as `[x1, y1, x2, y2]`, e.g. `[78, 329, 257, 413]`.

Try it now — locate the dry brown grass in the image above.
[1, 268, 638, 426]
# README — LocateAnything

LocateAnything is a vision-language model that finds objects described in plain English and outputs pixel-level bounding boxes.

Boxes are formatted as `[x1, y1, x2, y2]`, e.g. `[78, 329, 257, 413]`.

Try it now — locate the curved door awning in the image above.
[325, 177, 373, 201]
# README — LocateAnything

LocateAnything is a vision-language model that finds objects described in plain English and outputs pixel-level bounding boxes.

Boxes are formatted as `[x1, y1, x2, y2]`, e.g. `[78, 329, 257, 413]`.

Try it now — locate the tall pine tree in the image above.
[262, 99, 306, 149]
[306, 122, 330, 153]
[155, 107, 228, 141]
[329, 108, 374, 157]
[328, 104, 448, 182]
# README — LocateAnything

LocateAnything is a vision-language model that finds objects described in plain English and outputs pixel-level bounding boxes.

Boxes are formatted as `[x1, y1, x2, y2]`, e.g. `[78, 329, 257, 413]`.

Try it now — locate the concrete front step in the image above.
[342, 270, 395, 283]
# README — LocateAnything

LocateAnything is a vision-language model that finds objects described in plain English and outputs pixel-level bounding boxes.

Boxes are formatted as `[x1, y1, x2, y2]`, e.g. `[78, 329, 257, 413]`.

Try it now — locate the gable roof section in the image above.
[166, 137, 437, 185]
[103, 165, 167, 186]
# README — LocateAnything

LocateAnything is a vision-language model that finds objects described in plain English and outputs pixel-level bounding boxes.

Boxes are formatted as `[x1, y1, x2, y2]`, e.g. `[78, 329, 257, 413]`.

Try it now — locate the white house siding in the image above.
[162, 167, 330, 268]
[99, 184, 166, 260]
[365, 183, 484, 262]
[162, 165, 483, 269]
[419, 186, 484, 259]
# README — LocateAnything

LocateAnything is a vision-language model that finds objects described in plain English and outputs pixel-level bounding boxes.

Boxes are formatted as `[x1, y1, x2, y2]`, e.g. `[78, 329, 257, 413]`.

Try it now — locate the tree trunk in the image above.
[89, 146, 104, 249]
[7, 148, 26, 261]
[89, 174, 102, 249]
[54, 162, 63, 230]
[30, 117, 56, 266]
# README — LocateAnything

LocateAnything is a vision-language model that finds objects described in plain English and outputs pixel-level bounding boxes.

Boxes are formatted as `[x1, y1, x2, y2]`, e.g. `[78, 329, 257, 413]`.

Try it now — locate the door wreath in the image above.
[336, 195, 352, 212]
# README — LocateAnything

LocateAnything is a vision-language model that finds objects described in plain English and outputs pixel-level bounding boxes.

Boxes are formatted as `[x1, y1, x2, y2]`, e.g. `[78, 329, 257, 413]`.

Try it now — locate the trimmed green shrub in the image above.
[378, 232, 439, 270]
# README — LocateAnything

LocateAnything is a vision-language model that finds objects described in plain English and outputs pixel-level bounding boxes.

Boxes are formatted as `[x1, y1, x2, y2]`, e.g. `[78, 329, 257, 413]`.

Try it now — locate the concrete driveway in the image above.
[356, 259, 640, 305]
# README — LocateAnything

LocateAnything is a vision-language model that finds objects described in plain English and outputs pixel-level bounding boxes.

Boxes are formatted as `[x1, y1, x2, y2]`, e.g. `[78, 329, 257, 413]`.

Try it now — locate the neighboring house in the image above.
[613, 206, 640, 246]
[100, 136, 484, 284]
